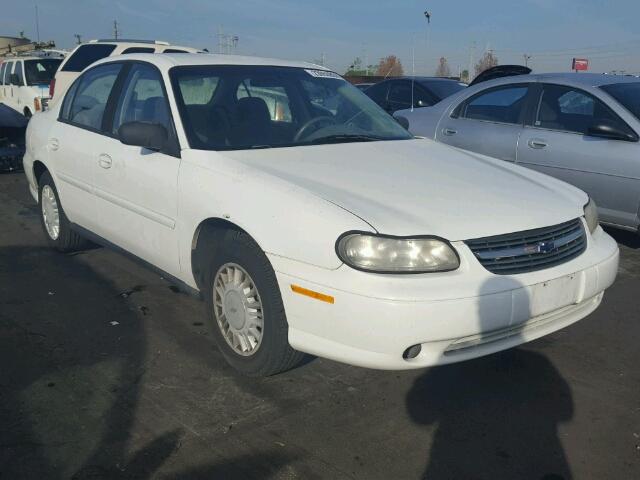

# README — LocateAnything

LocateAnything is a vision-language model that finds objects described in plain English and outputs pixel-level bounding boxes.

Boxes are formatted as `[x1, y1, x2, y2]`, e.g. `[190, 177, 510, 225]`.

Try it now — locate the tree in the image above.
[375, 55, 404, 77]
[475, 51, 498, 77]
[460, 69, 470, 83]
[435, 57, 451, 78]
[345, 57, 376, 76]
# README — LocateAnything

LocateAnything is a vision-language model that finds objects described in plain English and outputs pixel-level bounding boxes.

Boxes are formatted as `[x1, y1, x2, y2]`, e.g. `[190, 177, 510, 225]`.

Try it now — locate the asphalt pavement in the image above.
[1, 171, 639, 480]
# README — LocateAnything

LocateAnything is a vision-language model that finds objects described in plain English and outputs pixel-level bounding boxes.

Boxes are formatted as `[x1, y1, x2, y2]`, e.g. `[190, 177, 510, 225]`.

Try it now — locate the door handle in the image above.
[527, 139, 548, 149]
[98, 154, 113, 169]
[48, 138, 60, 151]
[442, 128, 457, 136]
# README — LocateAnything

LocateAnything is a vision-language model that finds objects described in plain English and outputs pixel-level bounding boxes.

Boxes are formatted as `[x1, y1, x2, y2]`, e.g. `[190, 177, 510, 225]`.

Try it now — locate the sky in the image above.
[2, 0, 640, 76]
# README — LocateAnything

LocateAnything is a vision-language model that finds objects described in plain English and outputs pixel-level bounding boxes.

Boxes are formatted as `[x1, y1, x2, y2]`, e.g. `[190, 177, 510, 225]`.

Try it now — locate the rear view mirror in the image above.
[118, 122, 169, 152]
[587, 122, 638, 142]
[395, 115, 410, 130]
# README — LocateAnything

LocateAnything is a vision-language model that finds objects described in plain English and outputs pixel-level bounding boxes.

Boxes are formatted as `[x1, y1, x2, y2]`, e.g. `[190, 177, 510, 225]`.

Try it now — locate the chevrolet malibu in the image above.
[23, 54, 619, 376]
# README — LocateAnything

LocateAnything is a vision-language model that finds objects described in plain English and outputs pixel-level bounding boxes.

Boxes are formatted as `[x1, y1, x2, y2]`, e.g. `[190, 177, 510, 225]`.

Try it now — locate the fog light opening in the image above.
[403, 344, 422, 360]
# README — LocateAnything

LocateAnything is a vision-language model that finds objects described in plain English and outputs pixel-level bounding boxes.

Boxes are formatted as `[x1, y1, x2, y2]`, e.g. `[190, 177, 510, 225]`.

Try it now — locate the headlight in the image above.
[336, 232, 460, 273]
[584, 199, 599, 234]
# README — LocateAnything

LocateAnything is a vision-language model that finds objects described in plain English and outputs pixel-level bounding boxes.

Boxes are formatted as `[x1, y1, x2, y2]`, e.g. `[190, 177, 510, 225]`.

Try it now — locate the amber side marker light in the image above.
[290, 284, 335, 304]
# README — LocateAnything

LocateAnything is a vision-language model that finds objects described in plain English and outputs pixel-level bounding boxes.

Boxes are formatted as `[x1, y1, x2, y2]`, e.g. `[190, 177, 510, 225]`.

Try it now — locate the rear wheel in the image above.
[204, 229, 304, 376]
[38, 171, 87, 252]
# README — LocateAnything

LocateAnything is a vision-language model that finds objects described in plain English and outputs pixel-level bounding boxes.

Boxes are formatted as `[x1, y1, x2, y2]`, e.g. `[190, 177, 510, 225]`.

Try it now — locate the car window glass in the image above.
[122, 47, 155, 54]
[62, 44, 117, 72]
[536, 84, 625, 134]
[163, 49, 188, 53]
[388, 82, 412, 106]
[365, 82, 388, 103]
[236, 79, 292, 122]
[68, 63, 122, 130]
[463, 86, 528, 124]
[600, 82, 640, 121]
[13, 62, 25, 85]
[413, 85, 433, 107]
[177, 74, 219, 105]
[24, 59, 62, 86]
[3, 62, 14, 84]
[113, 63, 171, 134]
[0, 63, 6, 85]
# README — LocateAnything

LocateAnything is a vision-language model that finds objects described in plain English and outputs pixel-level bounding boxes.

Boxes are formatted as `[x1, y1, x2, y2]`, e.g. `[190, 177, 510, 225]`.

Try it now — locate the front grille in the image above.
[465, 218, 586, 275]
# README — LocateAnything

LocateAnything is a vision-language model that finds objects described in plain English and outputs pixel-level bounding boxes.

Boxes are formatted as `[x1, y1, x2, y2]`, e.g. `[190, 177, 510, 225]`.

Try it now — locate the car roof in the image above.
[91, 53, 329, 71]
[385, 76, 461, 83]
[1, 56, 62, 61]
[473, 72, 640, 90]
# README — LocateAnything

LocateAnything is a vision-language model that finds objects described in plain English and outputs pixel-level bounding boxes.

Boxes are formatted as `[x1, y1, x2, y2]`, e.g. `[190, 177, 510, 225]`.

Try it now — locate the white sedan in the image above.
[23, 53, 619, 376]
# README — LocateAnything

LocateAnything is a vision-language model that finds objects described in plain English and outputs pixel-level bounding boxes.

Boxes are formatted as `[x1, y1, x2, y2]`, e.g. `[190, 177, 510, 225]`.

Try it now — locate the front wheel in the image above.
[204, 229, 304, 376]
[38, 171, 87, 252]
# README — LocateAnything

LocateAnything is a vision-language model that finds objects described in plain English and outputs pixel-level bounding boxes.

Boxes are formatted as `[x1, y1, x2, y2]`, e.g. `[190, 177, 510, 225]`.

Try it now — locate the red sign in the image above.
[572, 58, 589, 71]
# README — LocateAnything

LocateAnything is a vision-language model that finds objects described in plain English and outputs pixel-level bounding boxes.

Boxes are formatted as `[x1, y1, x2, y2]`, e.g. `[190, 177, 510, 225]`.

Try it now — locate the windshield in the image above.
[24, 59, 62, 86]
[600, 82, 640, 121]
[170, 65, 413, 150]
[424, 80, 467, 101]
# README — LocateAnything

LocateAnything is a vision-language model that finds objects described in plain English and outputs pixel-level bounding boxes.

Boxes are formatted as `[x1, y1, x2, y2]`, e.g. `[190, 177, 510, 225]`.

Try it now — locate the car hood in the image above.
[222, 139, 587, 241]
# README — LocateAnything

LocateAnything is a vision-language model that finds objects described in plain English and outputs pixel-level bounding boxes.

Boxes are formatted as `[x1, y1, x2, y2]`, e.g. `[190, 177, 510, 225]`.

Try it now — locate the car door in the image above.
[517, 83, 640, 228]
[49, 62, 124, 232]
[436, 83, 532, 162]
[93, 62, 182, 276]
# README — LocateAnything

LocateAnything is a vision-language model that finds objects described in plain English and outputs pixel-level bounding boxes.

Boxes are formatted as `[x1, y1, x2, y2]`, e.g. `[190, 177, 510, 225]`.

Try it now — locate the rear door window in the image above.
[4, 62, 14, 84]
[365, 82, 389, 105]
[62, 44, 117, 72]
[462, 85, 529, 124]
[66, 63, 122, 131]
[0, 63, 6, 85]
[12, 62, 25, 86]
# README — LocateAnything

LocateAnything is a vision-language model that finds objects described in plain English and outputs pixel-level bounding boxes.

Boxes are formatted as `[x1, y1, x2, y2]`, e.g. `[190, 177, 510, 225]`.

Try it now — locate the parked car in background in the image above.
[0, 56, 62, 117]
[48, 39, 202, 105]
[24, 54, 618, 376]
[365, 77, 466, 113]
[397, 73, 640, 233]
[0, 103, 27, 171]
[354, 82, 374, 91]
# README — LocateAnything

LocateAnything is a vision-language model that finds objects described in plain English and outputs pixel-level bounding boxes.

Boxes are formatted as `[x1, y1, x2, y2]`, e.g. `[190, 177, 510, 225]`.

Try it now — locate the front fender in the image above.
[177, 150, 373, 288]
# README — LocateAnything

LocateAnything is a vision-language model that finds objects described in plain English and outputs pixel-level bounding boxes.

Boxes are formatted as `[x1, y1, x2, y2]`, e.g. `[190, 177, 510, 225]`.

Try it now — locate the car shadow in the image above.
[0, 246, 181, 479]
[406, 277, 574, 480]
[603, 226, 640, 249]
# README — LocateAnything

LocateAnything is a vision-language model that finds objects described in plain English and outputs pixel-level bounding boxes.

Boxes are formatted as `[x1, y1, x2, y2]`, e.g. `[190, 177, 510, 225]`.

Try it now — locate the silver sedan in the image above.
[397, 73, 640, 232]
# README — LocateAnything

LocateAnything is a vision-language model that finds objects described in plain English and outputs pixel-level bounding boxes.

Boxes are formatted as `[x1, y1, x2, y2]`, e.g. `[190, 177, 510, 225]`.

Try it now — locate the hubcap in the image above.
[41, 185, 60, 241]
[213, 263, 264, 356]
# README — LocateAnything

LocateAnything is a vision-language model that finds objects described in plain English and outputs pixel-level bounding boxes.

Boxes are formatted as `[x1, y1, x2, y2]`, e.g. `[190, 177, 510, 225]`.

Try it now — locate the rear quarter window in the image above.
[62, 44, 117, 72]
[122, 47, 155, 54]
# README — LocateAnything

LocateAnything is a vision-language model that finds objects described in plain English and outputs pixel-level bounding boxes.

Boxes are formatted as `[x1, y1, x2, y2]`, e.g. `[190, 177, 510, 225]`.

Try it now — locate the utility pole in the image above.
[74, 34, 82, 45]
[468, 41, 476, 82]
[523, 54, 532, 67]
[113, 20, 119, 40]
[35, 5, 41, 43]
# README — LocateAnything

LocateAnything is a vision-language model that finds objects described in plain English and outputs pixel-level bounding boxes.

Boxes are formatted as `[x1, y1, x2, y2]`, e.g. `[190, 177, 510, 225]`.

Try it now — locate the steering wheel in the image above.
[294, 116, 337, 142]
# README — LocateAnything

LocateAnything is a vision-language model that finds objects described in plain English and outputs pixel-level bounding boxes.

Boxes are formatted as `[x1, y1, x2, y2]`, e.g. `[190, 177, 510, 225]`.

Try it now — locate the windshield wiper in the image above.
[307, 134, 381, 145]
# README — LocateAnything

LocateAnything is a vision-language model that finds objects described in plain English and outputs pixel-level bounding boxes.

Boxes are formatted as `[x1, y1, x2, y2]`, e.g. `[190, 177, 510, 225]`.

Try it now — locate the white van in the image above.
[0, 56, 62, 117]
[49, 39, 202, 106]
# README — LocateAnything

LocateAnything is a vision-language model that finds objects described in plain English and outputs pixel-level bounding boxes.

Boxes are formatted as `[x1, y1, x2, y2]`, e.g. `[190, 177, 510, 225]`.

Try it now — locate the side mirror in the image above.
[118, 122, 169, 152]
[10, 73, 20, 85]
[587, 122, 638, 142]
[395, 115, 410, 130]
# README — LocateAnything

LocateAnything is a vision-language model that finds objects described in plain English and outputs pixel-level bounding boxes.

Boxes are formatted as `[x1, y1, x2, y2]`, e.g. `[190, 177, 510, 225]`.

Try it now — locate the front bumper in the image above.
[272, 224, 619, 370]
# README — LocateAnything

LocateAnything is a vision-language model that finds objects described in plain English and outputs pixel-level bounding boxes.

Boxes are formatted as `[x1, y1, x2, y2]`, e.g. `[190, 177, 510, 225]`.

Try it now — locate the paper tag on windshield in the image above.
[305, 69, 343, 80]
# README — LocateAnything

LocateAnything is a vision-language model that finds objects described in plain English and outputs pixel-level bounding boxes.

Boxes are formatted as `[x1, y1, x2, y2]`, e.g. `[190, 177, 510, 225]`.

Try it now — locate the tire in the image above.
[204, 229, 304, 376]
[38, 171, 87, 252]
